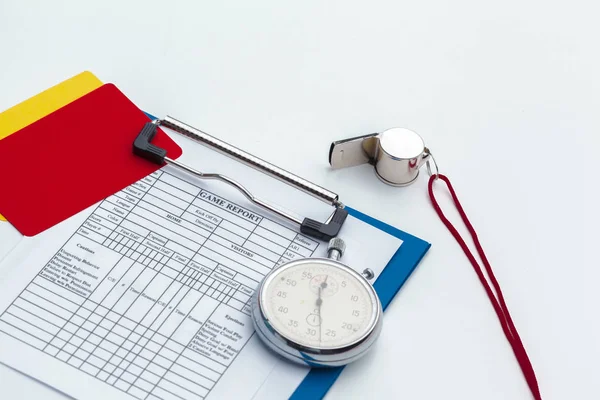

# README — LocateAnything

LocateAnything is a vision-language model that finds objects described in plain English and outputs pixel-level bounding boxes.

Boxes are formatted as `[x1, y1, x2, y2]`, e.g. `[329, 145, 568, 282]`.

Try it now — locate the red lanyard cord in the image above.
[428, 174, 542, 400]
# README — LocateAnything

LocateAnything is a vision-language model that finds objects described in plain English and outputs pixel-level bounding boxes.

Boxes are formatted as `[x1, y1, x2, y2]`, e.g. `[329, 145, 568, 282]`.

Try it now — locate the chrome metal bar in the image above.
[164, 157, 303, 226]
[159, 116, 342, 207]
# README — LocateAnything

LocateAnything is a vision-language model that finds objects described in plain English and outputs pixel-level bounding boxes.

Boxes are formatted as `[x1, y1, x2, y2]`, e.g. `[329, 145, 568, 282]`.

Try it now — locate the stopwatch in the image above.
[251, 238, 383, 367]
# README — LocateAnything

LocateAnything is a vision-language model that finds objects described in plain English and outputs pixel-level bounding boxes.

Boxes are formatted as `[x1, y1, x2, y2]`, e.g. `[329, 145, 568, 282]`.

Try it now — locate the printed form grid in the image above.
[0, 168, 318, 400]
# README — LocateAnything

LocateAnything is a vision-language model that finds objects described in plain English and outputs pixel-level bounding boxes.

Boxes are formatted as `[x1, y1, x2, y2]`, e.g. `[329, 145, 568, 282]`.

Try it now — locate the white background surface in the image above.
[0, 1, 597, 399]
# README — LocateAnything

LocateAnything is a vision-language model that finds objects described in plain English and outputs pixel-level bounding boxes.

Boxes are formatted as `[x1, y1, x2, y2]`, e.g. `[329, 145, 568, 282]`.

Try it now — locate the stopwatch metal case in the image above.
[251, 258, 383, 368]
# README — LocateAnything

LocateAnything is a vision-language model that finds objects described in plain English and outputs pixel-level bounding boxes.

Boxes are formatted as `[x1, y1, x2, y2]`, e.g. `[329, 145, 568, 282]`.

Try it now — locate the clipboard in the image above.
[0, 82, 430, 398]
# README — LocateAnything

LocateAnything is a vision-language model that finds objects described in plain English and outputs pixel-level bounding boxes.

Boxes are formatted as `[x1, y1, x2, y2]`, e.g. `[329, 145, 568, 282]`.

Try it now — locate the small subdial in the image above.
[306, 313, 321, 327]
[309, 274, 339, 297]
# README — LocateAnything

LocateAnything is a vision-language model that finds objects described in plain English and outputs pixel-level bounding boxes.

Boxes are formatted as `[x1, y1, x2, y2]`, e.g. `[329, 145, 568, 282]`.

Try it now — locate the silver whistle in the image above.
[329, 128, 435, 186]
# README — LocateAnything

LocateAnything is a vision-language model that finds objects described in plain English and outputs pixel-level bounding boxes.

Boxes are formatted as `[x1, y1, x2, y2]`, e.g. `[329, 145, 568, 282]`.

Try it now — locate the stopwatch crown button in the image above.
[327, 237, 346, 260]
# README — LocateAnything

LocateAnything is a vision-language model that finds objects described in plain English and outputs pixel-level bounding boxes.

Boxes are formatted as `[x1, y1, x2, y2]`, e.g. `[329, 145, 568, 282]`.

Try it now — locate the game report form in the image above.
[0, 166, 401, 400]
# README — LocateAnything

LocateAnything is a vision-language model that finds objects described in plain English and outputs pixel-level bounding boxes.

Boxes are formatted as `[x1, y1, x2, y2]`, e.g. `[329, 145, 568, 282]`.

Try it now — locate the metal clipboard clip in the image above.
[133, 116, 348, 242]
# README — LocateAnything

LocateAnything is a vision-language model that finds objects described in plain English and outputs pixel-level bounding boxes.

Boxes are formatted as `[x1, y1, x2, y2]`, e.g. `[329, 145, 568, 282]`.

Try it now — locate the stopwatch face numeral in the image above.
[262, 261, 376, 349]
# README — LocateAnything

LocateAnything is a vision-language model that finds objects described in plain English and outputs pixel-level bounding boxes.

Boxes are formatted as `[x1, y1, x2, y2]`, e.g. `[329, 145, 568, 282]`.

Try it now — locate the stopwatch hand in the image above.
[317, 286, 323, 343]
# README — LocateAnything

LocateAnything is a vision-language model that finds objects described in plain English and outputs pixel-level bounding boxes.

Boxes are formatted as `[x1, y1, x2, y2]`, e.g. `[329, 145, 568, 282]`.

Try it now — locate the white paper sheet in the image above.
[0, 145, 401, 400]
[0, 221, 22, 263]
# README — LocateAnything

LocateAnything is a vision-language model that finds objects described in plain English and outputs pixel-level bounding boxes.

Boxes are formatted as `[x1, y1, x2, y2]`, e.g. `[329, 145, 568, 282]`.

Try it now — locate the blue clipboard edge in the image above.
[289, 207, 431, 399]
[143, 112, 431, 399]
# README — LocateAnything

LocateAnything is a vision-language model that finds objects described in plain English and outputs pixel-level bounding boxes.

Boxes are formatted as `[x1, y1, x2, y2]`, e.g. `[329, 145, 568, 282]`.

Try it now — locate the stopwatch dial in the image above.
[262, 261, 376, 349]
